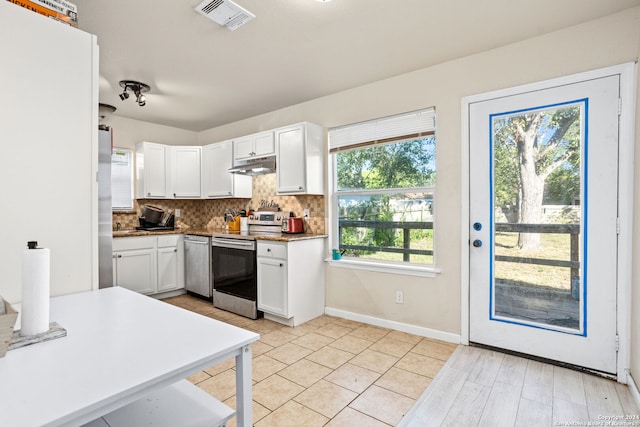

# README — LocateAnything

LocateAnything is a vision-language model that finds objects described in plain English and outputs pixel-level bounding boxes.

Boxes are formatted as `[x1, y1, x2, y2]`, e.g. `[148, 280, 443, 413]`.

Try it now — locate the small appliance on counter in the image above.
[281, 215, 305, 234]
[136, 205, 175, 231]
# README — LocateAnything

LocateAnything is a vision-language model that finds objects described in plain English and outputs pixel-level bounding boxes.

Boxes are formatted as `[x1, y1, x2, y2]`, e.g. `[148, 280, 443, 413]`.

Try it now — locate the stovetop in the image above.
[136, 226, 176, 231]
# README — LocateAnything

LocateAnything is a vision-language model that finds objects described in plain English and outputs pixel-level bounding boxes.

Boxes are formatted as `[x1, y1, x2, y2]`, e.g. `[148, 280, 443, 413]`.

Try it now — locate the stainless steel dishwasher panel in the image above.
[184, 235, 212, 298]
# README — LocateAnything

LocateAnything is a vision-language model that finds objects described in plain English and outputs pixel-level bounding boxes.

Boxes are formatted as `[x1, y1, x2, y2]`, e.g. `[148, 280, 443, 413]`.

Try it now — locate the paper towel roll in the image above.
[240, 217, 248, 232]
[21, 242, 50, 336]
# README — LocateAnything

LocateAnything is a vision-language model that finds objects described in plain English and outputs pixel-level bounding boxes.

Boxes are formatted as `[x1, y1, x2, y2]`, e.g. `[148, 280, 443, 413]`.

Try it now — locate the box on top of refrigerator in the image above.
[7, 0, 78, 27]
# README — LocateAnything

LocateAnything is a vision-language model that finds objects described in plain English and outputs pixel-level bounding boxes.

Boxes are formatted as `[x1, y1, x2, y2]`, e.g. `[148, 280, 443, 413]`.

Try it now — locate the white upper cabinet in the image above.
[136, 143, 203, 199]
[136, 142, 168, 199]
[202, 140, 252, 198]
[170, 146, 201, 198]
[233, 131, 274, 162]
[275, 122, 324, 195]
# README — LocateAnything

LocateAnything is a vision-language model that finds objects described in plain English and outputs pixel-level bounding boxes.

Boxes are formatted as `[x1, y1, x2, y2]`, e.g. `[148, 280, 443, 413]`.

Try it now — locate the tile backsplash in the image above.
[113, 174, 326, 233]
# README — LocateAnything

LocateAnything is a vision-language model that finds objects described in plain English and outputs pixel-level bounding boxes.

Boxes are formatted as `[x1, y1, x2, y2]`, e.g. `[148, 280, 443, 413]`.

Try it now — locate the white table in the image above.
[0, 287, 259, 426]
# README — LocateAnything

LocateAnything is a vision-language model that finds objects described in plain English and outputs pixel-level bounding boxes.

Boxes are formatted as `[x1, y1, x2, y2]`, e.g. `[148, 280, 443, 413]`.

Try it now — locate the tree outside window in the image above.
[334, 135, 436, 264]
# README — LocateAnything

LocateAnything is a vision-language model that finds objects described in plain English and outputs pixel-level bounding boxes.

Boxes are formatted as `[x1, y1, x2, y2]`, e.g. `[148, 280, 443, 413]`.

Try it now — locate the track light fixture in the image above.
[118, 80, 150, 107]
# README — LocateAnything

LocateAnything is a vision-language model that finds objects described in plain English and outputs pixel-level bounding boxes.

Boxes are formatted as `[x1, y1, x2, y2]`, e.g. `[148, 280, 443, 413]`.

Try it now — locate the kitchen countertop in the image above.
[113, 228, 327, 242]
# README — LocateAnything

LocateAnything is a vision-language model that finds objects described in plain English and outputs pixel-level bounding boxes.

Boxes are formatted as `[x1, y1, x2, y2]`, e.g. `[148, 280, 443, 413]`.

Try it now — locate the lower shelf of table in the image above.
[83, 379, 235, 427]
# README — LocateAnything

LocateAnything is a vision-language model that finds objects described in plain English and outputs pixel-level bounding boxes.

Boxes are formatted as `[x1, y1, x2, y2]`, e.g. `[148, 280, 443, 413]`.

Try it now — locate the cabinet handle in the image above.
[173, 193, 176, 197]
[118, 254, 122, 258]
[228, 191, 232, 195]
[298, 186, 303, 190]
[147, 192, 151, 196]
[174, 248, 178, 252]
[267, 248, 271, 252]
[279, 263, 283, 267]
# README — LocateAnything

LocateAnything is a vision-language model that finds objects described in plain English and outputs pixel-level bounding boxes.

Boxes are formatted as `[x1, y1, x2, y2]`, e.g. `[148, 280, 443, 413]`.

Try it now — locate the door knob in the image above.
[472, 239, 482, 248]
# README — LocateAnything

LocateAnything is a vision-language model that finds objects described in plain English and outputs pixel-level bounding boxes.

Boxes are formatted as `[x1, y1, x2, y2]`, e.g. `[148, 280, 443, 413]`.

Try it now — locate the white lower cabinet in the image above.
[113, 235, 184, 296]
[157, 235, 185, 293]
[256, 238, 325, 326]
[257, 256, 288, 317]
[114, 248, 156, 295]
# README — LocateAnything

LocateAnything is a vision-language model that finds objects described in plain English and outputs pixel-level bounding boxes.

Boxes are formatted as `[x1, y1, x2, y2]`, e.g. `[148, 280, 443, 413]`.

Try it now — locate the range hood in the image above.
[228, 155, 276, 176]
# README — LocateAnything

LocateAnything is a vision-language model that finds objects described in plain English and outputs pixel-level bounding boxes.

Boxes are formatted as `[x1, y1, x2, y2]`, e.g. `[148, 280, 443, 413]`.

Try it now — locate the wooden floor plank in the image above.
[441, 381, 491, 427]
[553, 398, 589, 425]
[514, 397, 552, 427]
[583, 373, 624, 420]
[477, 381, 522, 427]
[468, 349, 505, 387]
[495, 354, 528, 387]
[522, 359, 554, 406]
[614, 382, 640, 415]
[401, 346, 640, 427]
[447, 345, 481, 373]
[553, 366, 586, 405]
[401, 367, 468, 427]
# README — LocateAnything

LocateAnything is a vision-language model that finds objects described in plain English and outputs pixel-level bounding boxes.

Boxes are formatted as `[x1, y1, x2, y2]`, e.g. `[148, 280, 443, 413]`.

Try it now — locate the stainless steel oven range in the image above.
[211, 237, 258, 319]
[211, 211, 290, 319]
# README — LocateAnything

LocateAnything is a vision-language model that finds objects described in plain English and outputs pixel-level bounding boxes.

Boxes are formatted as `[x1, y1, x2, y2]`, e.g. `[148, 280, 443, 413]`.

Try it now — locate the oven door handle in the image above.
[212, 239, 255, 249]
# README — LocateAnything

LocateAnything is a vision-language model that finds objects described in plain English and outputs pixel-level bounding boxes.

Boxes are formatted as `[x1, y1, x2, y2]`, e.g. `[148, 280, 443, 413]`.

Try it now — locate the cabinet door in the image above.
[253, 131, 275, 156]
[114, 249, 156, 294]
[171, 147, 201, 198]
[157, 246, 179, 292]
[233, 136, 254, 161]
[257, 257, 288, 317]
[276, 125, 306, 194]
[143, 143, 168, 198]
[202, 141, 234, 197]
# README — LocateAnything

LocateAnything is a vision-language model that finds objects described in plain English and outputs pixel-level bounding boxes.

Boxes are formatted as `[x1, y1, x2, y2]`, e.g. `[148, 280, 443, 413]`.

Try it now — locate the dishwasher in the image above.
[183, 235, 212, 298]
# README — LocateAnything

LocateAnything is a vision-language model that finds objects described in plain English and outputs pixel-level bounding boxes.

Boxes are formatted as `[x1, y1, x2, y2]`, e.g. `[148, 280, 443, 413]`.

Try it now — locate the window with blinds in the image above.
[329, 108, 436, 266]
[111, 148, 134, 211]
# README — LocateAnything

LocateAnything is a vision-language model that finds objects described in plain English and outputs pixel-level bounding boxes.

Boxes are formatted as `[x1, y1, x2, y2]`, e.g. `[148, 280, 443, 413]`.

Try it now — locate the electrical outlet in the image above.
[304, 208, 310, 218]
[395, 291, 404, 304]
[175, 209, 181, 218]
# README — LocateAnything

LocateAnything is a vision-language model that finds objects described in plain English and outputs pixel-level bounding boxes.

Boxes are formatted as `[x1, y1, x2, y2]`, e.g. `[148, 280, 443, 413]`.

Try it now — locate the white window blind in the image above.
[329, 107, 435, 151]
[111, 148, 133, 210]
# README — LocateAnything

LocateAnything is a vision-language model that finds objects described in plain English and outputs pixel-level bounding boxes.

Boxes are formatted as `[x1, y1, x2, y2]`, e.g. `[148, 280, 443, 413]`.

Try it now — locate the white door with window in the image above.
[468, 71, 624, 374]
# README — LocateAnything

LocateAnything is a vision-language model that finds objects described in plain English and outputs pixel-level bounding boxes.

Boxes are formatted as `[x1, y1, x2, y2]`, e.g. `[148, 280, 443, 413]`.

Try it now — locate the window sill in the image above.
[324, 257, 441, 278]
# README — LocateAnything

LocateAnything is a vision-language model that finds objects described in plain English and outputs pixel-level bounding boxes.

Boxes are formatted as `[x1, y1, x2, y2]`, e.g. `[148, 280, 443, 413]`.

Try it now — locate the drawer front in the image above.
[157, 234, 181, 248]
[113, 236, 156, 251]
[257, 241, 287, 259]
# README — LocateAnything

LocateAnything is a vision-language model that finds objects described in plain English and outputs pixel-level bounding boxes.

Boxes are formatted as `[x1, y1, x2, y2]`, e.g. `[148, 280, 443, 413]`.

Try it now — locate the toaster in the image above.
[282, 217, 304, 234]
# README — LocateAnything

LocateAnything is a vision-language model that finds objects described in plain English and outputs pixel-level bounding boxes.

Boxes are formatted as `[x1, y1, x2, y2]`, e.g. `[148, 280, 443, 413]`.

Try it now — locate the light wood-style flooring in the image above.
[399, 345, 640, 427]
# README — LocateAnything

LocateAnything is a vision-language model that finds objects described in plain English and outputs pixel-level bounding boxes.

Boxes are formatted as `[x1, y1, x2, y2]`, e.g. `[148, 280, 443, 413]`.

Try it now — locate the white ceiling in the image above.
[73, 0, 640, 132]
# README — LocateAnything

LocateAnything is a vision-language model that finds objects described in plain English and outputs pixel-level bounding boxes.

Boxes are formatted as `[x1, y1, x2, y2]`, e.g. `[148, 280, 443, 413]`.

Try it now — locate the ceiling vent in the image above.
[194, 0, 255, 31]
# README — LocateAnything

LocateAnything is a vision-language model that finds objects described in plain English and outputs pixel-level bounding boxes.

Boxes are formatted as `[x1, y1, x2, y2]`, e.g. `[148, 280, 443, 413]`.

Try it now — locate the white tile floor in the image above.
[164, 294, 456, 426]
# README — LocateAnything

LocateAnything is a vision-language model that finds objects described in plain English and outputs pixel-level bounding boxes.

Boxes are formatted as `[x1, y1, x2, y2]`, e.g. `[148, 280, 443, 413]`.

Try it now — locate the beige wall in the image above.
[105, 115, 198, 149]
[115, 8, 640, 382]
[197, 7, 640, 379]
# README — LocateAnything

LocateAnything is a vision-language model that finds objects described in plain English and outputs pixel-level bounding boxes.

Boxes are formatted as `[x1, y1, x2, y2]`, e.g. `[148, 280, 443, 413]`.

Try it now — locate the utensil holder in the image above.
[228, 216, 241, 232]
[0, 298, 19, 357]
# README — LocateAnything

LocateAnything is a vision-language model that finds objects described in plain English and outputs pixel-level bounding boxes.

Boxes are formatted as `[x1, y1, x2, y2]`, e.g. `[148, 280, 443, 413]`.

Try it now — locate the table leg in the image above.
[235, 344, 253, 427]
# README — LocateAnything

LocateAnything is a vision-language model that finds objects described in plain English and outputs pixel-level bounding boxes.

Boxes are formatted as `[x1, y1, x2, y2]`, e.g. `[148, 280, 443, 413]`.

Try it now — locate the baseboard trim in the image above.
[324, 307, 461, 344]
[629, 373, 640, 412]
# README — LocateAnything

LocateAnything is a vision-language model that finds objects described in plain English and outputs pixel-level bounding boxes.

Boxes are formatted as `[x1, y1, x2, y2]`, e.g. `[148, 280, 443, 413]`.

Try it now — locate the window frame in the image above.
[327, 109, 440, 277]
